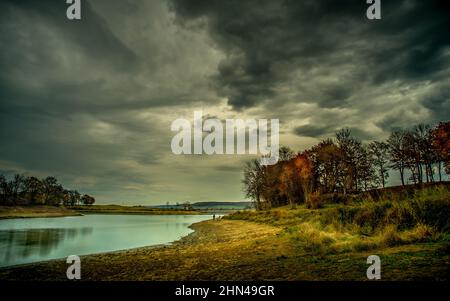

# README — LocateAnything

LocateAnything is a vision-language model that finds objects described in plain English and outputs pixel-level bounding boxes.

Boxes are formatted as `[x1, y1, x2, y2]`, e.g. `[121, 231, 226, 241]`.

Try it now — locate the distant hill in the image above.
[150, 201, 253, 210]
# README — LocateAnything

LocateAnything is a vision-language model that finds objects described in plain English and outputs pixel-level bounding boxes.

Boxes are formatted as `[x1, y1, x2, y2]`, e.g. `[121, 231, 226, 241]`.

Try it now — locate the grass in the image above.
[225, 184, 450, 256]
[0, 184, 448, 280]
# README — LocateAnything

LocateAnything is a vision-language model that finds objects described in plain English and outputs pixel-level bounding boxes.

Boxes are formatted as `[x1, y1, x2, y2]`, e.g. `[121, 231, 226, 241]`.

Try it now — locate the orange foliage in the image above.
[292, 153, 313, 181]
[278, 153, 314, 206]
[432, 122, 450, 160]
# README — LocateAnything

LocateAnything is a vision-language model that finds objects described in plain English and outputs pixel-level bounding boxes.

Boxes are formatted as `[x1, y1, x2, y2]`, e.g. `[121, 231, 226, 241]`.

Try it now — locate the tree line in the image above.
[0, 174, 95, 207]
[243, 122, 449, 210]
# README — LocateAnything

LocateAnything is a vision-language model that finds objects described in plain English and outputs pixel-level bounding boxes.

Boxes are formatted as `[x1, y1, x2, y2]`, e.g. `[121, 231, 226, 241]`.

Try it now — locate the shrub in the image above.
[408, 198, 450, 232]
[403, 224, 439, 243]
[306, 191, 324, 209]
[378, 225, 403, 247]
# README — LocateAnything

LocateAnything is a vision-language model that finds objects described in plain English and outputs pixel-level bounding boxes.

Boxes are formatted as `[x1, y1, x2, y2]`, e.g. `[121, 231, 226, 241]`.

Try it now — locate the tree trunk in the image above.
[400, 168, 405, 186]
[428, 164, 434, 182]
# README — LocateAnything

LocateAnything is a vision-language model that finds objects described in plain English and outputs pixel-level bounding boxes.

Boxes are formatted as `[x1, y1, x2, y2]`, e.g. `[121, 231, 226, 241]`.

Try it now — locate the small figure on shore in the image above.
[213, 214, 216, 221]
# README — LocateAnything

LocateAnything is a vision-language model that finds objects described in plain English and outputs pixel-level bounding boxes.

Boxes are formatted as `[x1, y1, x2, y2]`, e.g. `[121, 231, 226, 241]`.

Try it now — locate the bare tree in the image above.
[369, 141, 390, 188]
[387, 130, 408, 186]
[242, 159, 267, 210]
[24, 176, 43, 205]
[278, 145, 296, 162]
[81, 194, 95, 206]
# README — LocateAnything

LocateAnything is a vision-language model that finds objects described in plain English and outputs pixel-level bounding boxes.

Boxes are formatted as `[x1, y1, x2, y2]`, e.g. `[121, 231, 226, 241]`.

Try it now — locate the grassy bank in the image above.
[0, 206, 82, 219]
[68, 205, 201, 215]
[0, 205, 201, 219]
[226, 185, 450, 255]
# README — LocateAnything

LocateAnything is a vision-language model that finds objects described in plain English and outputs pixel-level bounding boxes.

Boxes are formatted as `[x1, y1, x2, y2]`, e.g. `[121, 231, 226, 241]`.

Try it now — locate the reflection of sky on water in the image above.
[0, 215, 212, 267]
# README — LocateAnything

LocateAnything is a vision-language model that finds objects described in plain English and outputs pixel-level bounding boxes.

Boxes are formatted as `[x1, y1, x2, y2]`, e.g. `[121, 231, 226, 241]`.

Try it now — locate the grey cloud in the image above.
[170, 0, 450, 111]
[421, 83, 450, 123]
[294, 124, 374, 141]
[0, 0, 138, 71]
[294, 124, 334, 138]
[1, 0, 449, 204]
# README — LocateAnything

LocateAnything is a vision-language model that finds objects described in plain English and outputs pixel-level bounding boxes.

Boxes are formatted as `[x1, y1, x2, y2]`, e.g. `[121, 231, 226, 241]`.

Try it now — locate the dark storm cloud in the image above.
[421, 83, 450, 122]
[294, 124, 334, 138]
[0, 0, 138, 70]
[294, 124, 374, 141]
[1, 0, 449, 204]
[0, 0, 225, 204]
[170, 0, 450, 113]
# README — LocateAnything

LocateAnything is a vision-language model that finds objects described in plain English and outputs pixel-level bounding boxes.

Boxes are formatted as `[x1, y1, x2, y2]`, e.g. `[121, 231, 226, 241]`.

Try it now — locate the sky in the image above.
[0, 0, 449, 205]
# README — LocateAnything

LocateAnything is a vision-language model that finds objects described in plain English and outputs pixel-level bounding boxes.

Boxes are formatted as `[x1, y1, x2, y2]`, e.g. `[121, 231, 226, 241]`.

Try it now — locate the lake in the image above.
[0, 214, 213, 267]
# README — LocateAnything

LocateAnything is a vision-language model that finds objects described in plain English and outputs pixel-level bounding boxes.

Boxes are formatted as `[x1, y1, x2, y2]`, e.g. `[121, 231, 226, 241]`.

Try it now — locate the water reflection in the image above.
[0, 214, 212, 267]
[0, 227, 93, 265]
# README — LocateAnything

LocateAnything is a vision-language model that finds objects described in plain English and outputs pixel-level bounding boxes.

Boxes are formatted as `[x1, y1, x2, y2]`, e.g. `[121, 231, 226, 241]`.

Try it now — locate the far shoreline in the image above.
[0, 205, 207, 220]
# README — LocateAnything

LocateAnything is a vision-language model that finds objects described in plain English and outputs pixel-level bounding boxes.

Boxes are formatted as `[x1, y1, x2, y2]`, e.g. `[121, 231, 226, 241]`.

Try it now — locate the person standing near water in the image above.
[213, 214, 215, 221]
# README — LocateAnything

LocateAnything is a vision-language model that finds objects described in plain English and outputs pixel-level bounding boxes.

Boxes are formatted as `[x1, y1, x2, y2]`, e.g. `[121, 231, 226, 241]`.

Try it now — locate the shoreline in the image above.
[0, 206, 83, 220]
[1, 218, 448, 281]
[0, 205, 204, 220]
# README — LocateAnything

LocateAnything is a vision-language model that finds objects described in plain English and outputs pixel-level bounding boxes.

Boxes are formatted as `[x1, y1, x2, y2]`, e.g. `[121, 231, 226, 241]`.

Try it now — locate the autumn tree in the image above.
[279, 162, 297, 208]
[432, 122, 450, 181]
[292, 153, 314, 204]
[262, 163, 285, 208]
[277, 153, 314, 208]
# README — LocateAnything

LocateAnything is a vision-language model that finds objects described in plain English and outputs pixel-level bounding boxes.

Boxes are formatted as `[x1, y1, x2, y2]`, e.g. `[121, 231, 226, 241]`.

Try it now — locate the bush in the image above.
[403, 224, 439, 243]
[408, 198, 450, 232]
[378, 225, 403, 247]
[306, 191, 324, 209]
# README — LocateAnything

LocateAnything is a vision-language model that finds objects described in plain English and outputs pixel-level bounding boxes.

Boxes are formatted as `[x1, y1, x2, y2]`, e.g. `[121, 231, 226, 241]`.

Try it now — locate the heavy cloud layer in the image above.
[0, 0, 449, 203]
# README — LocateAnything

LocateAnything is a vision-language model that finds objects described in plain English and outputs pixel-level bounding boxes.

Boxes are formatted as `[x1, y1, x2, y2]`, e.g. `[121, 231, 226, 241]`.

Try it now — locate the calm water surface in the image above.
[0, 214, 213, 267]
